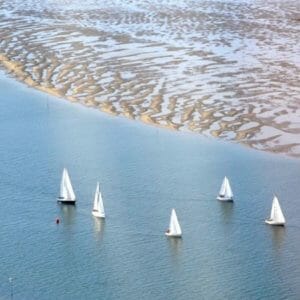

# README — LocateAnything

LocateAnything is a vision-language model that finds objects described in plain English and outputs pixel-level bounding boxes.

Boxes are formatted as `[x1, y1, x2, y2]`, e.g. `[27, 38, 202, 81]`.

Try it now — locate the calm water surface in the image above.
[0, 71, 300, 299]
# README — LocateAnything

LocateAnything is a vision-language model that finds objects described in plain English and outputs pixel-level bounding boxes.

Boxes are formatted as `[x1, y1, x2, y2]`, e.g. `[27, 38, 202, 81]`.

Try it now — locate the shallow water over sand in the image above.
[0, 0, 300, 155]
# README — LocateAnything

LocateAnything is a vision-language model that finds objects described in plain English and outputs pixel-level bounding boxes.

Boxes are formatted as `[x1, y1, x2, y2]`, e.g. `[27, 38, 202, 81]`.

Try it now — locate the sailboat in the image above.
[57, 168, 76, 204]
[217, 176, 233, 202]
[265, 195, 285, 226]
[165, 209, 182, 238]
[92, 182, 105, 218]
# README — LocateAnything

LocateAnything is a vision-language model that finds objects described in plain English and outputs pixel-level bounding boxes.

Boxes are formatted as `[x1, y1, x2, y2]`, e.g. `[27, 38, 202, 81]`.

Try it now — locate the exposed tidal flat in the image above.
[2, 69, 300, 299]
[0, 0, 300, 157]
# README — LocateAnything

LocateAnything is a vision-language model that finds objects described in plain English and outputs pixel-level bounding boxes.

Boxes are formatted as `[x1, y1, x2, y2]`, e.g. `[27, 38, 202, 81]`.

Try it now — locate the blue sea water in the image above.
[0, 71, 300, 299]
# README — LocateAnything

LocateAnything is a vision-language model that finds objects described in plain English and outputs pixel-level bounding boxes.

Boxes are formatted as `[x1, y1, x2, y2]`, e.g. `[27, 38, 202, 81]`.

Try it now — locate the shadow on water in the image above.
[58, 204, 76, 226]
[93, 217, 105, 242]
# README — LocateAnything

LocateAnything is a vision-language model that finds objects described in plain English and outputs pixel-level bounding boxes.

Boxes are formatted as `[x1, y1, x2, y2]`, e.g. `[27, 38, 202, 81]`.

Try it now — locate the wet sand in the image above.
[0, 0, 300, 156]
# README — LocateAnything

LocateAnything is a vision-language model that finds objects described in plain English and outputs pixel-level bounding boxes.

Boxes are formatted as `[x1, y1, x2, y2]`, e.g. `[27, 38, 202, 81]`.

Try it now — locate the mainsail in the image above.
[92, 182, 105, 218]
[218, 176, 233, 200]
[270, 196, 285, 224]
[169, 209, 182, 236]
[60, 168, 75, 201]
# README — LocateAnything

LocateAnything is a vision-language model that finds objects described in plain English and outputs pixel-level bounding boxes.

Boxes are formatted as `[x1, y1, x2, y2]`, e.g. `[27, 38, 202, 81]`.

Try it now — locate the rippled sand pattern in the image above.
[0, 0, 300, 155]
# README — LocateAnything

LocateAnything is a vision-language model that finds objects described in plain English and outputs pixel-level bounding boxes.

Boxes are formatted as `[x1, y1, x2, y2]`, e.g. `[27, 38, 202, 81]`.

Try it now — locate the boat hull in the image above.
[165, 232, 182, 238]
[92, 210, 105, 218]
[217, 196, 233, 202]
[265, 219, 285, 226]
[57, 197, 76, 205]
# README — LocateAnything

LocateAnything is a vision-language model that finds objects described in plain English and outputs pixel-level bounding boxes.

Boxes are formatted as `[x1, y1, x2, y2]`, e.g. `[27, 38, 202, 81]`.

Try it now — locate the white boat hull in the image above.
[92, 210, 105, 218]
[217, 195, 233, 202]
[165, 232, 182, 238]
[265, 219, 285, 226]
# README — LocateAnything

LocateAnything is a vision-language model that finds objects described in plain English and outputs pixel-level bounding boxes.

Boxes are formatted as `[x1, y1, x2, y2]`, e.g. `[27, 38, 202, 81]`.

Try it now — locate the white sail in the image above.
[219, 178, 226, 196]
[93, 183, 99, 211]
[166, 209, 182, 237]
[60, 169, 68, 199]
[97, 190, 105, 217]
[59, 168, 76, 201]
[267, 196, 285, 225]
[224, 177, 233, 199]
[270, 197, 275, 220]
[92, 182, 105, 218]
[217, 176, 233, 201]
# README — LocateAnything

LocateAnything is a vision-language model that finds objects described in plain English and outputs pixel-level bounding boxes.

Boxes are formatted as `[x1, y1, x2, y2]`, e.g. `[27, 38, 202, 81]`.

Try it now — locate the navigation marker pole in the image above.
[9, 277, 14, 300]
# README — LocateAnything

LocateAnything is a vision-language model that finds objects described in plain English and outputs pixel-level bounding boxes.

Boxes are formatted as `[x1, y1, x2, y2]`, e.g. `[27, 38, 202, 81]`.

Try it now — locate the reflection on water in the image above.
[93, 217, 105, 242]
[167, 237, 183, 262]
[219, 202, 234, 224]
[270, 226, 286, 251]
[58, 204, 76, 226]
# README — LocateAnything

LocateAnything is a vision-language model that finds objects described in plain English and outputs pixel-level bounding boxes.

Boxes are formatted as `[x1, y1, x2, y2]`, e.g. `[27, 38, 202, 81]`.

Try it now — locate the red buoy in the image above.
[56, 218, 60, 224]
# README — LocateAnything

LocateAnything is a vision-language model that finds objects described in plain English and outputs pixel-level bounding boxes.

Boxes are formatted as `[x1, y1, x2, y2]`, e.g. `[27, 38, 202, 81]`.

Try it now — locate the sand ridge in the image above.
[0, 0, 300, 156]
